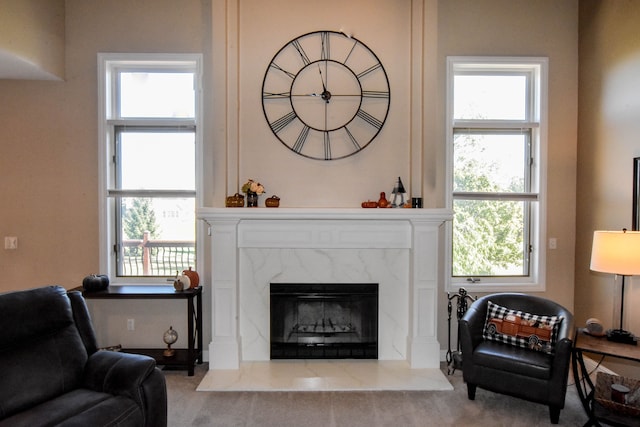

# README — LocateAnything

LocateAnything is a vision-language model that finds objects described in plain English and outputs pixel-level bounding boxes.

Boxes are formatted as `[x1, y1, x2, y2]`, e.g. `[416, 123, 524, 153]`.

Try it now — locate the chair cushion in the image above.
[473, 341, 553, 380]
[483, 300, 563, 354]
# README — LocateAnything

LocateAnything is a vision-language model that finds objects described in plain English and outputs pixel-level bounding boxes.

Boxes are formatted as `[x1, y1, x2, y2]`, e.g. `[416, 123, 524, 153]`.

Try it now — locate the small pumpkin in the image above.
[182, 267, 200, 288]
[82, 274, 109, 292]
[173, 271, 190, 291]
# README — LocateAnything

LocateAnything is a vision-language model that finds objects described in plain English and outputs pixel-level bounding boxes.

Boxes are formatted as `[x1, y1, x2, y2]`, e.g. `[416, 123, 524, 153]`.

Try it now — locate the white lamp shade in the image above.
[590, 230, 640, 275]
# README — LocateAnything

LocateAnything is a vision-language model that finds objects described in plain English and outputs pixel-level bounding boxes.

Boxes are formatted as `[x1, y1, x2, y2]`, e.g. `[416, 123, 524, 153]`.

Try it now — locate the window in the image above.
[446, 57, 548, 291]
[98, 54, 202, 282]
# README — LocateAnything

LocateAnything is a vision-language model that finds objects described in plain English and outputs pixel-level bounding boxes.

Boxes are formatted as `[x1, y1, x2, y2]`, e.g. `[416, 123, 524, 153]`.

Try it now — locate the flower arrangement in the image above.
[241, 179, 265, 195]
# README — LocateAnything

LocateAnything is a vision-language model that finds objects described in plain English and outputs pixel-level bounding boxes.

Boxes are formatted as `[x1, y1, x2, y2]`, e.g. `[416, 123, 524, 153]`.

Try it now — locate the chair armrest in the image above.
[83, 350, 167, 427]
[550, 312, 574, 374]
[556, 311, 574, 343]
[459, 300, 487, 355]
[83, 350, 157, 400]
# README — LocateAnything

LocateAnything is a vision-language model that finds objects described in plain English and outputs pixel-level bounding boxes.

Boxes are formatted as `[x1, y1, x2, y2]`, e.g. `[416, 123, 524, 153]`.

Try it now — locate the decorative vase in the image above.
[246, 192, 258, 207]
[378, 192, 389, 208]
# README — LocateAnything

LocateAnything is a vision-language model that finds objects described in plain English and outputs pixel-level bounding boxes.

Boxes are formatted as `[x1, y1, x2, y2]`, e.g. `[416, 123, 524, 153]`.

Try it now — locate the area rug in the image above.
[196, 360, 453, 392]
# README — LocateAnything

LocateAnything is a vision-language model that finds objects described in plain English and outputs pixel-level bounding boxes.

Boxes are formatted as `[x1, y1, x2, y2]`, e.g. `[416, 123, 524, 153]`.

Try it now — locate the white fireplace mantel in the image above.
[197, 207, 453, 370]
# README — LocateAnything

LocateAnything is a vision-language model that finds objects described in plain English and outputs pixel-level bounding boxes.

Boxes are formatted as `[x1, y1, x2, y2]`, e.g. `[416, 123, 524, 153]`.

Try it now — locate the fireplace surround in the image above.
[197, 207, 452, 370]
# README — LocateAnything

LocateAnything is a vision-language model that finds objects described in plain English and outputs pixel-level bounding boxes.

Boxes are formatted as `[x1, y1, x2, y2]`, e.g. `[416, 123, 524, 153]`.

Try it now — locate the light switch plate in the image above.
[4, 236, 17, 250]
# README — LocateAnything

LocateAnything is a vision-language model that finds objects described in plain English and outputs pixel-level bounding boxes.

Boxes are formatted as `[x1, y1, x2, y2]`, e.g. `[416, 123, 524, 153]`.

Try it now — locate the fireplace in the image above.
[197, 207, 452, 370]
[270, 283, 378, 359]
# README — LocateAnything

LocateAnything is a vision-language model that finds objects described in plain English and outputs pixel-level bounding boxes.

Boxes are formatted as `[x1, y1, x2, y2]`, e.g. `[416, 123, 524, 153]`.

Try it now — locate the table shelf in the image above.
[122, 348, 199, 367]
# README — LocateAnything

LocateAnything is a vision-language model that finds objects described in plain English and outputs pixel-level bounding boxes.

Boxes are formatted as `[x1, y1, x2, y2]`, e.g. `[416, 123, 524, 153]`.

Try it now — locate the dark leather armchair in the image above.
[459, 293, 574, 424]
[0, 285, 167, 427]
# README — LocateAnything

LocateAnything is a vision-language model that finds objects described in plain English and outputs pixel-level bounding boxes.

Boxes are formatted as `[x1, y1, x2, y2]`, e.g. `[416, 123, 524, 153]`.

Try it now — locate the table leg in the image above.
[187, 296, 195, 376]
[196, 289, 203, 364]
[572, 349, 601, 427]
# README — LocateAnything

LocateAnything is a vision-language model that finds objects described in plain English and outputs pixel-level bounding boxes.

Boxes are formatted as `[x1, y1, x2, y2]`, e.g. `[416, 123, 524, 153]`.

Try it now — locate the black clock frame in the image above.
[261, 30, 391, 161]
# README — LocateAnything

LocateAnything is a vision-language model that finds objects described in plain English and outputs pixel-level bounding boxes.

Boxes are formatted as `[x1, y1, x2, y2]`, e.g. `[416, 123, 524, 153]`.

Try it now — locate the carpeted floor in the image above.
[164, 363, 588, 426]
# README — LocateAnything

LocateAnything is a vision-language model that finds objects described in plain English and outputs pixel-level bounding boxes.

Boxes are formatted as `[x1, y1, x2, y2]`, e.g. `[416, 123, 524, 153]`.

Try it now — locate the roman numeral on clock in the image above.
[356, 109, 383, 130]
[270, 111, 297, 133]
[270, 62, 296, 79]
[292, 40, 310, 66]
[362, 90, 389, 99]
[344, 127, 362, 151]
[357, 63, 382, 79]
[321, 31, 330, 60]
[263, 91, 291, 99]
[292, 125, 310, 153]
[323, 131, 331, 160]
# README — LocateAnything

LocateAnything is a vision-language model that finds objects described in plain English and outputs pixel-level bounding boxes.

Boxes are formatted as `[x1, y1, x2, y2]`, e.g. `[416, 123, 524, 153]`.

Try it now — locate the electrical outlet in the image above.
[127, 319, 135, 331]
[549, 238, 557, 250]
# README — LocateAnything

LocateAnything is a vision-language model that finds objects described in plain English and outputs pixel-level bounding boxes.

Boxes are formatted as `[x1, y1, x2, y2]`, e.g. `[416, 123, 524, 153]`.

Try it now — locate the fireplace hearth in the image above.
[270, 283, 378, 359]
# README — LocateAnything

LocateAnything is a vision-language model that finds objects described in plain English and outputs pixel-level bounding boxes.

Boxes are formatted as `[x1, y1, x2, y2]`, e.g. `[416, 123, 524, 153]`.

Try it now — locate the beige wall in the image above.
[437, 0, 579, 343]
[0, 0, 211, 348]
[0, 0, 580, 354]
[576, 0, 640, 376]
[214, 0, 419, 207]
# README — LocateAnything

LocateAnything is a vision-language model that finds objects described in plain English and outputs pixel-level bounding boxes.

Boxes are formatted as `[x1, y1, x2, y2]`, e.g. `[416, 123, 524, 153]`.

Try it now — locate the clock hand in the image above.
[317, 65, 330, 104]
[290, 93, 360, 97]
[290, 93, 324, 97]
[317, 64, 327, 92]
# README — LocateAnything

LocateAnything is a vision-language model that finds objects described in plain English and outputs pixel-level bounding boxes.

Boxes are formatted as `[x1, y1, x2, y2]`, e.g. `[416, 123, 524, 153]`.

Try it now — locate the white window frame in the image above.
[97, 53, 203, 284]
[445, 56, 548, 292]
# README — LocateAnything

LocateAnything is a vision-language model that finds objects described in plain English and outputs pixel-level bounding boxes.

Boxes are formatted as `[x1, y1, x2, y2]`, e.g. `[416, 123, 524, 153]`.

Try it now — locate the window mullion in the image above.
[107, 189, 197, 197]
[453, 192, 538, 201]
[453, 120, 539, 129]
[108, 118, 196, 128]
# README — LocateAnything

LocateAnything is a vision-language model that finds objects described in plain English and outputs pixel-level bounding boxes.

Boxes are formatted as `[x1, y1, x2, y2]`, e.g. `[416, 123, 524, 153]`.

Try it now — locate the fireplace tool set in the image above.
[447, 287, 477, 375]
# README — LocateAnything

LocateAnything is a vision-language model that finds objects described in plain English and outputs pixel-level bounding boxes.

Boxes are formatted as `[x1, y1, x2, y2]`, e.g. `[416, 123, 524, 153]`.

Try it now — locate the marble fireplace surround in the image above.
[197, 208, 452, 371]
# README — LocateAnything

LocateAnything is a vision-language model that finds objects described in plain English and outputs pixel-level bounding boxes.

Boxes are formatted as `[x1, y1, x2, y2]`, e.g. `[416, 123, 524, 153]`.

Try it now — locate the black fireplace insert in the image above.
[270, 283, 378, 359]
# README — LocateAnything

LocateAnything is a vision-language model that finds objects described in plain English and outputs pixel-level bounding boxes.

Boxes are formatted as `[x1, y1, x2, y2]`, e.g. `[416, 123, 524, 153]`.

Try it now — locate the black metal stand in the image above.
[447, 287, 476, 375]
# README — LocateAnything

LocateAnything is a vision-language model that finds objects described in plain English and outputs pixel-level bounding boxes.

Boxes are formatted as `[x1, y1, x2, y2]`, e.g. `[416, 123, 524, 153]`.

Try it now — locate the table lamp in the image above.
[590, 229, 640, 345]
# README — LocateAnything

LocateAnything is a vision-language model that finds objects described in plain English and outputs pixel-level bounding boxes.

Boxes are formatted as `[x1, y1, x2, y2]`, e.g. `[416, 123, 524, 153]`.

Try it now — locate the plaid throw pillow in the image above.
[482, 300, 563, 354]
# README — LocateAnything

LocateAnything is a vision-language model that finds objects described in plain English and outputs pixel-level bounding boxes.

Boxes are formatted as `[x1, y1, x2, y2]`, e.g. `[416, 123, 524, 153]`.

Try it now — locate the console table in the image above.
[572, 328, 640, 426]
[75, 285, 203, 376]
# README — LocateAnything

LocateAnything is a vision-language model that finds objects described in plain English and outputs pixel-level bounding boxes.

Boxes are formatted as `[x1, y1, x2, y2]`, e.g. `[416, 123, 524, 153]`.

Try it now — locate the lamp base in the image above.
[606, 328, 638, 345]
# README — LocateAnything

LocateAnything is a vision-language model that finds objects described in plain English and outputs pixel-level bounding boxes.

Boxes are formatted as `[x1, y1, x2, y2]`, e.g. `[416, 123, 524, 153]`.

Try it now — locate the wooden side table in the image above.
[73, 285, 203, 376]
[572, 328, 640, 427]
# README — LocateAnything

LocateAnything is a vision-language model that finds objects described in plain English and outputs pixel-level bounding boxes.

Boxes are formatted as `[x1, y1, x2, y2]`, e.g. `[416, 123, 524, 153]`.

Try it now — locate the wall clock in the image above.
[262, 30, 390, 160]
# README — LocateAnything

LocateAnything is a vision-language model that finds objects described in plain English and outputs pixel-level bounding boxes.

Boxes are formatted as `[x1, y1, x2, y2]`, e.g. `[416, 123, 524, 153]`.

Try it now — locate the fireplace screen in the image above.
[270, 283, 378, 359]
